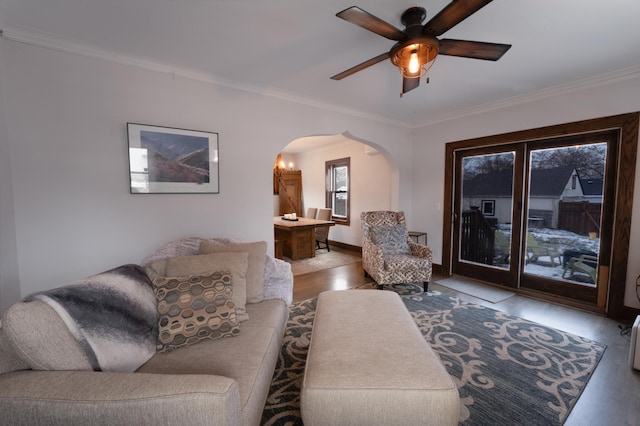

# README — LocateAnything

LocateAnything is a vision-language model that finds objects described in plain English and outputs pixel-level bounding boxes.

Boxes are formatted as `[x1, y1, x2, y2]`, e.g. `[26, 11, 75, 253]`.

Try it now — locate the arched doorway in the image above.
[273, 132, 398, 250]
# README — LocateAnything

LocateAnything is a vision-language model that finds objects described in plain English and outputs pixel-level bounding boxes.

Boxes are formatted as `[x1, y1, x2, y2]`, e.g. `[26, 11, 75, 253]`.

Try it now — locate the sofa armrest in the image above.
[0, 370, 242, 426]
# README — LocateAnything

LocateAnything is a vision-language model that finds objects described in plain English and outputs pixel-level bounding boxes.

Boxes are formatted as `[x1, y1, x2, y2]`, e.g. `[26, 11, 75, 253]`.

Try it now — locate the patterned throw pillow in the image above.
[146, 252, 250, 323]
[370, 224, 411, 255]
[152, 270, 240, 353]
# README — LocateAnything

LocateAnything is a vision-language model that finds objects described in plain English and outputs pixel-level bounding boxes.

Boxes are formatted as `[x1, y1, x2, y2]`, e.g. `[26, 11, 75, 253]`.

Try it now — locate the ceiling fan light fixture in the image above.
[331, 4, 511, 96]
[391, 41, 438, 78]
[408, 50, 420, 74]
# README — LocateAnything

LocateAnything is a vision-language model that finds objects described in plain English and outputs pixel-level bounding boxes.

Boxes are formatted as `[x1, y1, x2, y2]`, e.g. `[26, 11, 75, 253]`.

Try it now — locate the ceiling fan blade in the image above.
[423, 0, 493, 36]
[336, 6, 404, 41]
[331, 52, 391, 80]
[439, 39, 511, 60]
[401, 76, 420, 96]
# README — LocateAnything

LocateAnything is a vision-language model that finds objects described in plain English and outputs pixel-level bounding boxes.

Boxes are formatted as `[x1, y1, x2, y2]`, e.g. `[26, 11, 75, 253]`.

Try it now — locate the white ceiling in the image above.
[1, 0, 640, 129]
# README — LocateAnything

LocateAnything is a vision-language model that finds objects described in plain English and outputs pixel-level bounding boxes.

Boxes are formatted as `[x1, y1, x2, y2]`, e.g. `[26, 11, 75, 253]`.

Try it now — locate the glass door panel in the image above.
[453, 147, 522, 287]
[521, 142, 608, 302]
[460, 152, 515, 269]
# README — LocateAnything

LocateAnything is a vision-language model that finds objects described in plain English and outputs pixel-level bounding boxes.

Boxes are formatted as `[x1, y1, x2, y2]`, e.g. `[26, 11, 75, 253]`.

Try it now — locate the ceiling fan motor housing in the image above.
[390, 7, 439, 77]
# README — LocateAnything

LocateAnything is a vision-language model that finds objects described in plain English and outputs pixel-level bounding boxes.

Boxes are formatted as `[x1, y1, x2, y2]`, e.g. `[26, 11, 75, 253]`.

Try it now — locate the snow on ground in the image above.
[494, 225, 599, 285]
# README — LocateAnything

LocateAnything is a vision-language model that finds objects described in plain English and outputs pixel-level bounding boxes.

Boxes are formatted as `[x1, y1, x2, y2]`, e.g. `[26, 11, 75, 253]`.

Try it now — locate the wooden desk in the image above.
[274, 216, 335, 260]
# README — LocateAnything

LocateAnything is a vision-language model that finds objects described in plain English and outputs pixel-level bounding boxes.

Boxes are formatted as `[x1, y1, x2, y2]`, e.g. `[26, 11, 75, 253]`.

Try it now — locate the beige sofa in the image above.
[0, 237, 293, 426]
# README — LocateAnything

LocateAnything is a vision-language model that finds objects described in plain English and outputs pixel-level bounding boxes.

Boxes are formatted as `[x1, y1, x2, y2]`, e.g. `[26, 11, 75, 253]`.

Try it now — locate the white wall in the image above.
[1, 40, 413, 302]
[0, 39, 21, 312]
[293, 138, 393, 247]
[412, 74, 640, 309]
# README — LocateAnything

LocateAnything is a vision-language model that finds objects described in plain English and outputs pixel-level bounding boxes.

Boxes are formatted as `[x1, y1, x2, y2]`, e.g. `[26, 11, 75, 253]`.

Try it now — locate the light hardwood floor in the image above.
[291, 247, 640, 426]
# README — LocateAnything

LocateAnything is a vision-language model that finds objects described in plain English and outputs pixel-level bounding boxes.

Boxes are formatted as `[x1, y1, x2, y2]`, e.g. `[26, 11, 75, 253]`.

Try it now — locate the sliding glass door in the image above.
[452, 132, 617, 304]
[520, 135, 615, 304]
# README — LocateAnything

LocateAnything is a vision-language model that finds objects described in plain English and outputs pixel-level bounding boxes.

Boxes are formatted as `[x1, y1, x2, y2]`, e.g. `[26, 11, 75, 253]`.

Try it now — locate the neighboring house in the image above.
[577, 178, 604, 204]
[463, 166, 582, 228]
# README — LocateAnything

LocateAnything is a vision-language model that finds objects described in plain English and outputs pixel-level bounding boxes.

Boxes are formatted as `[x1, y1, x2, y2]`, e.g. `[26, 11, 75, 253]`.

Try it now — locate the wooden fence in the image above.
[558, 201, 601, 237]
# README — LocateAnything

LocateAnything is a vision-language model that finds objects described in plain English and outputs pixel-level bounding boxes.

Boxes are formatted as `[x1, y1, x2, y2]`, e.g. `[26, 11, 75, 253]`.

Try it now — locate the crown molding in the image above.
[3, 25, 639, 130]
[1, 25, 411, 128]
[414, 65, 640, 128]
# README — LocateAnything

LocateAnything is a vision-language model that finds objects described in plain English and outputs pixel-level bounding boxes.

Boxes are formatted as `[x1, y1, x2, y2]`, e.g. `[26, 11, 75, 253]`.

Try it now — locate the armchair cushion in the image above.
[370, 224, 411, 255]
[383, 254, 430, 273]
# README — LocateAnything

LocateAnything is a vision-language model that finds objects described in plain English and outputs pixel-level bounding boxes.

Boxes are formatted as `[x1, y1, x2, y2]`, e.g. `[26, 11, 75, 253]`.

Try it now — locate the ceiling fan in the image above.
[331, 0, 512, 96]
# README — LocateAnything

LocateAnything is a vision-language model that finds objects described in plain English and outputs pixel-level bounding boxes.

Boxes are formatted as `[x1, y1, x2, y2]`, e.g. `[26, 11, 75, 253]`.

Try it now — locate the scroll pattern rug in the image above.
[261, 284, 606, 425]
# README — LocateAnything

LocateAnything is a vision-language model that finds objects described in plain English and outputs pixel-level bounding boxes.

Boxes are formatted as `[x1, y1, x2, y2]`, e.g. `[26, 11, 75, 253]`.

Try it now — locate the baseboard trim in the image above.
[328, 240, 362, 254]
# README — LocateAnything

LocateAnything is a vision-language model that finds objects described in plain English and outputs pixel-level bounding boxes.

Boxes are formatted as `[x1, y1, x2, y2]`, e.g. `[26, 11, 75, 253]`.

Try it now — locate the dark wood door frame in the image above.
[442, 112, 640, 321]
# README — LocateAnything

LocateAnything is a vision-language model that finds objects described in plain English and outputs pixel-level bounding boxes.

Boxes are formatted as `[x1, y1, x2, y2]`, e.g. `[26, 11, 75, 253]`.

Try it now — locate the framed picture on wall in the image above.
[481, 199, 495, 216]
[127, 123, 219, 194]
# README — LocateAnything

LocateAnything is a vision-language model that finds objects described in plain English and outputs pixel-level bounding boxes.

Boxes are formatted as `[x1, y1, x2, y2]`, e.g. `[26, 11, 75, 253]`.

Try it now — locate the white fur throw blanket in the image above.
[141, 237, 293, 306]
[25, 264, 158, 372]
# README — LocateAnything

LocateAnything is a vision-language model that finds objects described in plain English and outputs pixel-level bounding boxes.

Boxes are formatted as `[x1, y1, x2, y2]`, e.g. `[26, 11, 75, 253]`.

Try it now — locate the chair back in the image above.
[315, 208, 332, 240]
[361, 211, 408, 241]
[316, 208, 332, 221]
[306, 207, 318, 219]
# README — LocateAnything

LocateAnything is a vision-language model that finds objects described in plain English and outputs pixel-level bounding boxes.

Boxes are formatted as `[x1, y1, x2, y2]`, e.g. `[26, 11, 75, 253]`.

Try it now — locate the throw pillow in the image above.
[370, 224, 411, 255]
[144, 259, 167, 281]
[162, 252, 249, 322]
[199, 240, 267, 303]
[153, 270, 240, 353]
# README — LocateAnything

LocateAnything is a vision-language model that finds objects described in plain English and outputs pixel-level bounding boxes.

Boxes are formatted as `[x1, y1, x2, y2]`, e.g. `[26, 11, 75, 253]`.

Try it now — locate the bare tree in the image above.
[463, 143, 606, 179]
[463, 153, 514, 177]
[531, 143, 606, 178]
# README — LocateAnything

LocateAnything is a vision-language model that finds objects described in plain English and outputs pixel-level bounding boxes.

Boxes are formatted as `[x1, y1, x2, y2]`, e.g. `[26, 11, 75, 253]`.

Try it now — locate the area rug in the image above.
[261, 285, 606, 426]
[286, 250, 361, 276]
[437, 275, 515, 303]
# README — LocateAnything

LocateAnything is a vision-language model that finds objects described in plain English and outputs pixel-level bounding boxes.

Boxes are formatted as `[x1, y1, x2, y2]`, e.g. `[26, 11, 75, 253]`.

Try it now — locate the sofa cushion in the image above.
[370, 224, 411, 255]
[2, 264, 157, 372]
[153, 270, 240, 353]
[146, 252, 249, 322]
[199, 240, 267, 303]
[138, 298, 288, 426]
[0, 370, 242, 426]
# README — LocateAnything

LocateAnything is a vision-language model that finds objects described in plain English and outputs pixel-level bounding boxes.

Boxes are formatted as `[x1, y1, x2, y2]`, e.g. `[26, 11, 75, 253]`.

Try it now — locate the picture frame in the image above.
[481, 199, 495, 216]
[127, 123, 219, 194]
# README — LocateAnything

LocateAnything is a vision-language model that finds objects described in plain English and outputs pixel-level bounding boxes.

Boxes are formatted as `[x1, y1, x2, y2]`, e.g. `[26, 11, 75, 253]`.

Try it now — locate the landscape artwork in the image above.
[128, 123, 219, 194]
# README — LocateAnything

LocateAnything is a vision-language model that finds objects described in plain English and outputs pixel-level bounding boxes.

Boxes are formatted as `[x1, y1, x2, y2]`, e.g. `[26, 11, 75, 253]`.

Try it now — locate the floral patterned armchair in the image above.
[361, 211, 432, 292]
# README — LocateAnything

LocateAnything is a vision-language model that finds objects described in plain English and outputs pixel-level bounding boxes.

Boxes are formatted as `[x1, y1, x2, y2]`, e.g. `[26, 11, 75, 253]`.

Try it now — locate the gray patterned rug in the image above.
[261, 284, 606, 425]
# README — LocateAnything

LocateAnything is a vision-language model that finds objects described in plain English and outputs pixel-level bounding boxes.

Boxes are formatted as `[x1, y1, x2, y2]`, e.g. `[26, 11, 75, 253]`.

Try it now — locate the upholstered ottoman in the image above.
[300, 290, 459, 426]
